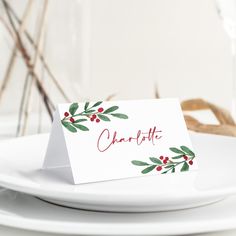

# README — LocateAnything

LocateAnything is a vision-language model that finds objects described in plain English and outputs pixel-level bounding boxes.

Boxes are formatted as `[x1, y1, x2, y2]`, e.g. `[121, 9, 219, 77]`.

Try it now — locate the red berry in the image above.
[96, 118, 100, 123]
[165, 157, 169, 161]
[64, 112, 69, 117]
[98, 107, 104, 113]
[163, 160, 168, 164]
[159, 156, 164, 160]
[189, 160, 193, 165]
[156, 166, 162, 171]
[92, 114, 97, 119]
[90, 118, 94, 122]
[70, 117, 75, 123]
[183, 155, 188, 160]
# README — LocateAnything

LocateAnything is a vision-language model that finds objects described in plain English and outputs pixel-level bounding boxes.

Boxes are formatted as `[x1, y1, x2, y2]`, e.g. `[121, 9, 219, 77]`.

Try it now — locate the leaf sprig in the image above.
[131, 146, 195, 175]
[61, 101, 128, 133]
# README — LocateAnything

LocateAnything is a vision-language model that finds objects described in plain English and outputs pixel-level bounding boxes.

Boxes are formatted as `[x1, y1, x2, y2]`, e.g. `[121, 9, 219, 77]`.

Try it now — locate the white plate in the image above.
[0, 189, 236, 235]
[0, 132, 235, 212]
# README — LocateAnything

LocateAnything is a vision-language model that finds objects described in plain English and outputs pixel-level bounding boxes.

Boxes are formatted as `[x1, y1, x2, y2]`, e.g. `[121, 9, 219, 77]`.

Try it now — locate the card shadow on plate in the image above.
[18, 167, 73, 185]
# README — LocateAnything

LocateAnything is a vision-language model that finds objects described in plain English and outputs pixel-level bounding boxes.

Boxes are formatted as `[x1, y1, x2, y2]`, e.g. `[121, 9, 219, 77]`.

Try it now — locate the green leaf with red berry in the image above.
[103, 106, 119, 114]
[180, 146, 195, 156]
[62, 121, 77, 133]
[74, 119, 87, 123]
[110, 113, 128, 119]
[131, 160, 149, 166]
[141, 165, 156, 174]
[149, 157, 162, 165]
[169, 147, 185, 155]
[69, 103, 79, 116]
[72, 123, 89, 131]
[84, 102, 90, 110]
[131, 145, 195, 175]
[172, 155, 184, 159]
[97, 114, 110, 121]
[92, 101, 103, 108]
[61, 101, 128, 133]
[181, 162, 189, 172]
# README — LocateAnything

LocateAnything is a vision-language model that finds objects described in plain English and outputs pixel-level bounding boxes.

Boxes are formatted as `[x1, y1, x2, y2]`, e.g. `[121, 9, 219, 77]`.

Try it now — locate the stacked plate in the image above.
[0, 132, 235, 235]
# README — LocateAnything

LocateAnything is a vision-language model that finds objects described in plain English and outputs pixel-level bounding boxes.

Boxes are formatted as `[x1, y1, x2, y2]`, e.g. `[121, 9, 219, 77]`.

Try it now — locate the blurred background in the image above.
[0, 0, 232, 136]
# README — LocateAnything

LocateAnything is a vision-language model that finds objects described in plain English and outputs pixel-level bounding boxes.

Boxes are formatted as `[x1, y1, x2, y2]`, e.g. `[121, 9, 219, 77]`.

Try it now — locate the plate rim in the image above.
[0, 190, 235, 235]
[0, 133, 236, 210]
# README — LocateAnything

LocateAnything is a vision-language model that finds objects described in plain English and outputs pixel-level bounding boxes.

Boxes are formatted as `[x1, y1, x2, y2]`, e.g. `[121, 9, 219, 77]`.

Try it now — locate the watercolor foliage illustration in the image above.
[131, 145, 195, 174]
[61, 101, 128, 133]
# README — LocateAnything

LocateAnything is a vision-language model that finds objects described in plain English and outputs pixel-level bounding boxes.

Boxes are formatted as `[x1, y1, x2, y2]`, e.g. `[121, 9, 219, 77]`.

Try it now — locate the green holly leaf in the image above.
[180, 146, 195, 157]
[164, 165, 174, 169]
[61, 121, 77, 133]
[69, 103, 78, 116]
[131, 160, 149, 166]
[103, 106, 119, 114]
[84, 109, 96, 113]
[149, 157, 162, 165]
[172, 155, 184, 159]
[92, 101, 103, 107]
[169, 147, 185, 155]
[84, 102, 90, 110]
[74, 119, 87, 123]
[172, 168, 175, 173]
[97, 114, 110, 121]
[72, 123, 89, 131]
[61, 120, 68, 126]
[141, 165, 156, 174]
[161, 170, 168, 174]
[181, 162, 189, 172]
[111, 113, 128, 119]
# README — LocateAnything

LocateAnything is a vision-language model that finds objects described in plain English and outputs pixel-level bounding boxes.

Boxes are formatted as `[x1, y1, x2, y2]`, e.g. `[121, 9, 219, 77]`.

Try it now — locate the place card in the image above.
[43, 99, 197, 184]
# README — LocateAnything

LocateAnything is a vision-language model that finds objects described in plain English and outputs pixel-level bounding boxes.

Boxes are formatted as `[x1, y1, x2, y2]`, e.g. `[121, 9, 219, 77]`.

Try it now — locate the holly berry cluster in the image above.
[64, 107, 104, 123]
[89, 107, 104, 123]
[131, 145, 195, 174]
[61, 101, 128, 133]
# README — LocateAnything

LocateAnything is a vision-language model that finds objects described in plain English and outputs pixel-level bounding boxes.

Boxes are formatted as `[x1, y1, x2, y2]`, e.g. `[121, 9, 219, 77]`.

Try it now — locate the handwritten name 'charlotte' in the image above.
[97, 126, 162, 152]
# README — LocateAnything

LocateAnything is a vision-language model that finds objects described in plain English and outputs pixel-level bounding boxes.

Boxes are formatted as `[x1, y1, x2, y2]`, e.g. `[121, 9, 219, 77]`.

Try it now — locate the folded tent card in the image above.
[43, 98, 197, 184]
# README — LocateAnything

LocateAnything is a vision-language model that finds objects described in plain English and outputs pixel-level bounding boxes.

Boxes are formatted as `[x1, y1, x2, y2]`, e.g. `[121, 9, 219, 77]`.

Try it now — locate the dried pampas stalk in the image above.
[154, 84, 160, 99]
[182, 99, 236, 137]
[6, 1, 70, 102]
[2, 0, 55, 119]
[183, 115, 236, 137]
[0, 0, 33, 101]
[154, 86, 236, 137]
[20, 0, 49, 136]
[106, 88, 236, 137]
[106, 93, 116, 101]
[181, 98, 235, 126]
